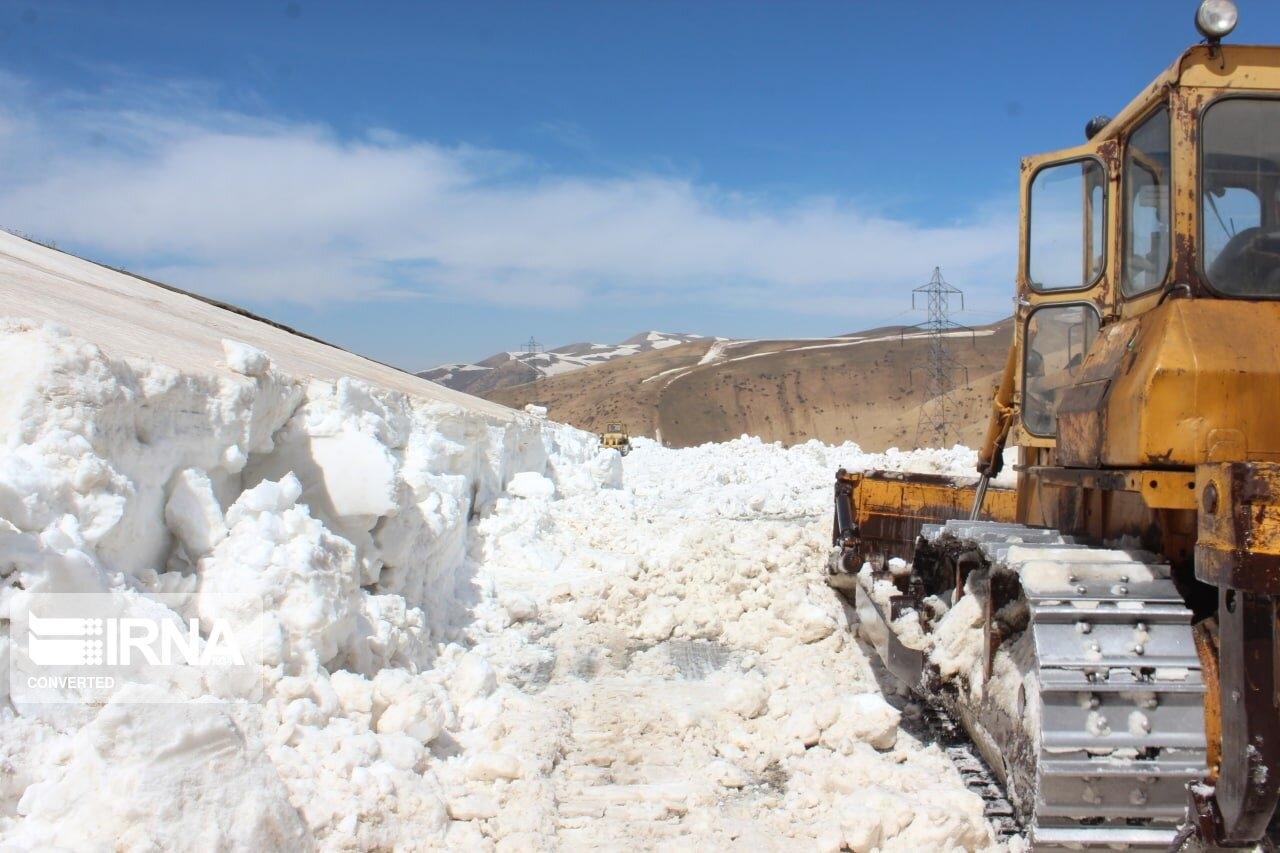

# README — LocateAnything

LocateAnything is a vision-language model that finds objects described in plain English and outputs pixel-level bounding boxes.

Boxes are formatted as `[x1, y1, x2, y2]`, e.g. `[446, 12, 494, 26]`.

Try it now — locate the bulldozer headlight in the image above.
[1195, 0, 1238, 41]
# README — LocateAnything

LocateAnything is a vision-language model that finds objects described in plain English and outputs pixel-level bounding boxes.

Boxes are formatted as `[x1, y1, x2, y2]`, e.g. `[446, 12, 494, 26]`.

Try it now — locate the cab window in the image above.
[1023, 304, 1100, 437]
[1122, 107, 1172, 295]
[1028, 159, 1106, 291]
[1202, 98, 1280, 296]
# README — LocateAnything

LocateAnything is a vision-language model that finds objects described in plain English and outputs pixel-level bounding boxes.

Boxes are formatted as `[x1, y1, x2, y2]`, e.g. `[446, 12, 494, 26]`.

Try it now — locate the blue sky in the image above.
[3, 1, 1279, 369]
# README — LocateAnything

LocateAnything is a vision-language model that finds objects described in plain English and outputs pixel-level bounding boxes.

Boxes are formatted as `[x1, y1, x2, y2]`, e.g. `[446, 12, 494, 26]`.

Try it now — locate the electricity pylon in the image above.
[906, 267, 974, 447]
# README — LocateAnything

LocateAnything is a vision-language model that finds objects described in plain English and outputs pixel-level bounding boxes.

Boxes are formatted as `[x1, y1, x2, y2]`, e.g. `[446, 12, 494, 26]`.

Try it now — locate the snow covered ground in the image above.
[0, 312, 1003, 851]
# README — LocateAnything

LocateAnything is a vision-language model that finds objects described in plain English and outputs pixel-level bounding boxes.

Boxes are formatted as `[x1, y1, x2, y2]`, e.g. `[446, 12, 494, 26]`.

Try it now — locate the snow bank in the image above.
[0, 319, 618, 849]
[0, 317, 995, 850]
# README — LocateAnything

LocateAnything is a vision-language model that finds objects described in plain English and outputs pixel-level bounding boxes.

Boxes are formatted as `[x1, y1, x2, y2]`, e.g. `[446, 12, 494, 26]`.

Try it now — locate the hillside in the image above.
[487, 320, 1014, 451]
[418, 331, 708, 395]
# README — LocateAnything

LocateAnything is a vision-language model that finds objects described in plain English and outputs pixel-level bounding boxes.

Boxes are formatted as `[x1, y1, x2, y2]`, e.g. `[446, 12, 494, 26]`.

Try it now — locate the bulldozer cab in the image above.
[1013, 45, 1280, 464]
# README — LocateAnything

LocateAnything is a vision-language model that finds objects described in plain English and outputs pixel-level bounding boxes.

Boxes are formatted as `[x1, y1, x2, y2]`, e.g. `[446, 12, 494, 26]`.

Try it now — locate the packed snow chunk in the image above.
[523, 404, 548, 419]
[930, 591, 985, 682]
[372, 669, 447, 744]
[8, 688, 308, 851]
[817, 693, 901, 751]
[542, 423, 623, 494]
[706, 758, 752, 789]
[450, 651, 498, 705]
[0, 516, 110, 595]
[447, 792, 499, 821]
[636, 605, 677, 641]
[309, 427, 398, 520]
[465, 751, 523, 782]
[249, 379, 402, 523]
[506, 471, 556, 500]
[242, 377, 406, 582]
[836, 783, 991, 852]
[783, 706, 822, 747]
[164, 467, 228, 559]
[773, 589, 838, 643]
[501, 590, 539, 623]
[589, 445, 624, 489]
[222, 338, 272, 378]
[199, 473, 358, 667]
[722, 675, 769, 719]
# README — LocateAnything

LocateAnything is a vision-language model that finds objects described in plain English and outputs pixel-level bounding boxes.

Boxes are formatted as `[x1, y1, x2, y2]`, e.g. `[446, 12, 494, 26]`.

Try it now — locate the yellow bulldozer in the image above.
[599, 422, 631, 456]
[828, 3, 1280, 848]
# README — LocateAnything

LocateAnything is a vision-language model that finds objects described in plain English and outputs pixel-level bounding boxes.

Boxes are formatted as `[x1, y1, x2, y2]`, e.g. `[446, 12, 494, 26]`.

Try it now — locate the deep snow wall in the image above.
[0, 315, 612, 629]
[0, 239, 620, 849]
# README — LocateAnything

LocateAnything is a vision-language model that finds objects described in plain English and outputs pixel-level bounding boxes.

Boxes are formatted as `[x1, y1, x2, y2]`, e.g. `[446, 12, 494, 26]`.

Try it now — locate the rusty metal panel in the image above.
[1196, 462, 1280, 594]
[1099, 301, 1280, 468]
[1056, 379, 1110, 468]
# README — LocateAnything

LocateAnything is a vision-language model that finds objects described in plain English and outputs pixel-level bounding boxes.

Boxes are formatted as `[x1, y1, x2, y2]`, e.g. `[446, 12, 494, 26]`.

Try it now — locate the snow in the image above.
[425, 331, 710, 388]
[0, 313, 1002, 850]
[697, 340, 728, 365]
[929, 591, 986, 683]
[1012, 546, 1161, 594]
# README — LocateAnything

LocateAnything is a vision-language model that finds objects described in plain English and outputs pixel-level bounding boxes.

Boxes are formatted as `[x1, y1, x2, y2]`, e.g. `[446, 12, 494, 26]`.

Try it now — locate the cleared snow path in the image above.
[454, 437, 1000, 850]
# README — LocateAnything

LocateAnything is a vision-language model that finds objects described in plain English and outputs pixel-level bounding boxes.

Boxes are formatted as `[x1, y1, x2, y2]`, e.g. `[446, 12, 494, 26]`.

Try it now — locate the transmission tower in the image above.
[521, 336, 544, 355]
[906, 267, 974, 447]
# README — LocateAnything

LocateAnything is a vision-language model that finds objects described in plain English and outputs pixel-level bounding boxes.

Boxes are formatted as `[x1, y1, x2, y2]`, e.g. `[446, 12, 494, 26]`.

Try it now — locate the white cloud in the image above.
[0, 74, 1016, 317]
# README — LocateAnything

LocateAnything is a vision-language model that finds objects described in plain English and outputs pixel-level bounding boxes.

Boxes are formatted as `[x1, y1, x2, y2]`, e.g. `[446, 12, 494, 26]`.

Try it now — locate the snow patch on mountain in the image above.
[420, 331, 711, 393]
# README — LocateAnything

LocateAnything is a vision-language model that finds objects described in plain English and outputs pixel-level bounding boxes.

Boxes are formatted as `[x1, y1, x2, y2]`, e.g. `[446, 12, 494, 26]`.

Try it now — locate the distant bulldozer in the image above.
[599, 422, 631, 456]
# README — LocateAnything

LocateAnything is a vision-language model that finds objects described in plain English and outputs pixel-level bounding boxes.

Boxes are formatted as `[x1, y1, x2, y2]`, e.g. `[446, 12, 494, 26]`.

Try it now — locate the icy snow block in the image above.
[310, 429, 399, 519]
[164, 468, 228, 558]
[507, 471, 556, 500]
[221, 338, 271, 378]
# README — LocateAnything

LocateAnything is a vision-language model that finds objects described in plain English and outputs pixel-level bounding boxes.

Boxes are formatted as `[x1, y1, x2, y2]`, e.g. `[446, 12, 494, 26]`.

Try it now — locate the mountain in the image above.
[483, 319, 1014, 452]
[418, 331, 709, 395]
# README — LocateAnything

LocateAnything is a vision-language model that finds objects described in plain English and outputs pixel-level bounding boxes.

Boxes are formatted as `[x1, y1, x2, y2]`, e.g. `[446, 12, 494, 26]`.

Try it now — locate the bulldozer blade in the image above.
[832, 469, 1018, 568]
[853, 580, 924, 685]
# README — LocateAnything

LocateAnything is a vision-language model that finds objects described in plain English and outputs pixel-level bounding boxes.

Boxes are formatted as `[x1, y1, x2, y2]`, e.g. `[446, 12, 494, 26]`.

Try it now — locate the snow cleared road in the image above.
[459, 437, 1000, 851]
[0, 237, 1004, 852]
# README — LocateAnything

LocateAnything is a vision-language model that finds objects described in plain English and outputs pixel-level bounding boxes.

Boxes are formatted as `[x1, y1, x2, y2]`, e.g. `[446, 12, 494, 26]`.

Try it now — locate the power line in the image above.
[905, 267, 975, 447]
[521, 336, 544, 355]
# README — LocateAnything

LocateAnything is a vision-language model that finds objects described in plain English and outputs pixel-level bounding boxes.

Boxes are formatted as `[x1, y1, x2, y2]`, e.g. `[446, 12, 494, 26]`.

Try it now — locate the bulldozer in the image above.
[599, 422, 632, 456]
[827, 3, 1280, 848]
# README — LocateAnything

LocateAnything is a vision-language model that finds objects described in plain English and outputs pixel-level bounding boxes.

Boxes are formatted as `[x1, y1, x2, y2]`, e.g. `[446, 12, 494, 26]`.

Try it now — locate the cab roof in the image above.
[1029, 44, 1280, 165]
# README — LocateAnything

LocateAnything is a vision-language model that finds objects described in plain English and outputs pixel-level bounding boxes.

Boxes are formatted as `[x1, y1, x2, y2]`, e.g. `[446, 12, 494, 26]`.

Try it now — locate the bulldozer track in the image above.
[842, 519, 1210, 848]
[901, 698, 1022, 844]
[921, 520, 1208, 848]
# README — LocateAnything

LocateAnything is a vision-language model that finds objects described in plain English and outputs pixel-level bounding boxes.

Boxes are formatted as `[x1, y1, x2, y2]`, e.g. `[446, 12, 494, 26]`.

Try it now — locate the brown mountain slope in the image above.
[487, 320, 1013, 451]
